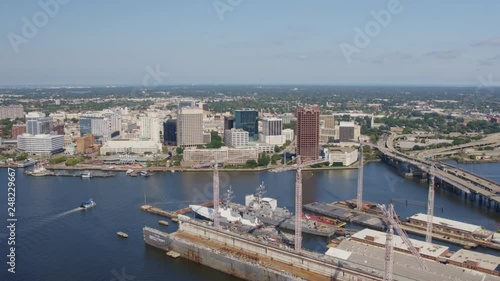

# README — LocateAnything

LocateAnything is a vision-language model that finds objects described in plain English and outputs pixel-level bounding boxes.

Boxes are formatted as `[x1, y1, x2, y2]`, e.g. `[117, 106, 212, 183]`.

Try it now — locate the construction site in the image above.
[143, 145, 500, 280]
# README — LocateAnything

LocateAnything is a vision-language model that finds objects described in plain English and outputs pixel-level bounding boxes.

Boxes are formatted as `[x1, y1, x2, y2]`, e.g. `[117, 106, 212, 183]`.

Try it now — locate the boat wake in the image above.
[54, 207, 81, 218]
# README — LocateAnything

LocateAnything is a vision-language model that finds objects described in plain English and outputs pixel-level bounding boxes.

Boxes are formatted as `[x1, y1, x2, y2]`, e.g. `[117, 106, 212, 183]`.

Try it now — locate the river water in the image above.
[0, 161, 498, 281]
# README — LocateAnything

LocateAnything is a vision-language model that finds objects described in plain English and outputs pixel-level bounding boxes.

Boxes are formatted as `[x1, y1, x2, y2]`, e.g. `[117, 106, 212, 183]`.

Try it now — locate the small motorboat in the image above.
[81, 198, 96, 209]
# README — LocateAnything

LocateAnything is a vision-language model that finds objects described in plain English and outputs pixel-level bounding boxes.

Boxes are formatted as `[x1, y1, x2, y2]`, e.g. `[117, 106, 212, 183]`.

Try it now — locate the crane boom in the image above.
[269, 156, 327, 252]
[426, 164, 435, 243]
[379, 204, 428, 271]
[384, 225, 394, 281]
[357, 143, 364, 210]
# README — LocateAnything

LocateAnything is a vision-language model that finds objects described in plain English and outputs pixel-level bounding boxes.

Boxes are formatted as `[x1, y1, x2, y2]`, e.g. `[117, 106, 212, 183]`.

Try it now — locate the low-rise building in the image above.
[348, 228, 450, 261]
[11, 125, 26, 139]
[324, 146, 359, 166]
[183, 146, 258, 165]
[448, 249, 500, 276]
[99, 139, 161, 155]
[18, 134, 64, 155]
[76, 134, 99, 154]
[409, 213, 494, 240]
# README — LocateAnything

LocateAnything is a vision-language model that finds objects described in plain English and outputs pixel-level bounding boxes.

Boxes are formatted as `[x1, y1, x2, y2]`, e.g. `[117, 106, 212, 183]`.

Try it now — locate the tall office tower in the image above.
[26, 112, 52, 135]
[261, 118, 282, 136]
[0, 105, 24, 119]
[296, 105, 320, 162]
[234, 109, 258, 140]
[102, 109, 122, 137]
[79, 115, 94, 136]
[177, 107, 204, 146]
[259, 117, 285, 145]
[80, 114, 112, 143]
[163, 119, 177, 146]
[140, 113, 161, 143]
[224, 116, 234, 131]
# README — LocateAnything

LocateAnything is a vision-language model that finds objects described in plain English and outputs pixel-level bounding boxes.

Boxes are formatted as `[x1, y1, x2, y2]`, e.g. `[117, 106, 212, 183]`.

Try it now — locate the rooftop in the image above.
[449, 249, 500, 272]
[410, 213, 483, 233]
[350, 228, 449, 258]
[334, 239, 500, 281]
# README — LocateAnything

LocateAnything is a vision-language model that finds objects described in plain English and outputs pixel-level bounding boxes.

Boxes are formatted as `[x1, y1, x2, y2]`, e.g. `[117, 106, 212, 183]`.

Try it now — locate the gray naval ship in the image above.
[236, 183, 292, 226]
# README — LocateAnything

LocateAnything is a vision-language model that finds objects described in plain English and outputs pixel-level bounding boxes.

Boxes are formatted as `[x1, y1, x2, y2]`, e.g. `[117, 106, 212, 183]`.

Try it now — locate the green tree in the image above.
[274, 145, 280, 153]
[257, 154, 270, 166]
[176, 146, 184, 155]
[206, 131, 223, 149]
[245, 160, 258, 168]
[271, 154, 281, 165]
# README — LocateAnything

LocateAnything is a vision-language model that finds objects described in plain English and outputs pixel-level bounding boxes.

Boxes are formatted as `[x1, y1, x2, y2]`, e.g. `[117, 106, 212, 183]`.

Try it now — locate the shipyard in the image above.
[140, 152, 500, 281]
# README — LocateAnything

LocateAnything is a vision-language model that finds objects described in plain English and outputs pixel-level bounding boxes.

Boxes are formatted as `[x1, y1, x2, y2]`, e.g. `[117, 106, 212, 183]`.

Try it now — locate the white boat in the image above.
[81, 198, 96, 209]
[81, 171, 92, 178]
[126, 169, 134, 175]
[140, 171, 149, 177]
[189, 204, 260, 226]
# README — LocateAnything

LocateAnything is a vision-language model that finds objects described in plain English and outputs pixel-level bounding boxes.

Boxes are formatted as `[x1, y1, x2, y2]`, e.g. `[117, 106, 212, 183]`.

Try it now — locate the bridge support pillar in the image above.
[470, 193, 476, 202]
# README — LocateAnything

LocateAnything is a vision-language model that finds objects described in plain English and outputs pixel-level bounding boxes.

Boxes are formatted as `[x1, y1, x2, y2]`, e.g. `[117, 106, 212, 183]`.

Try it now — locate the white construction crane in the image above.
[192, 159, 223, 228]
[270, 155, 327, 252]
[384, 225, 394, 281]
[426, 164, 435, 243]
[357, 142, 364, 210]
[379, 203, 428, 277]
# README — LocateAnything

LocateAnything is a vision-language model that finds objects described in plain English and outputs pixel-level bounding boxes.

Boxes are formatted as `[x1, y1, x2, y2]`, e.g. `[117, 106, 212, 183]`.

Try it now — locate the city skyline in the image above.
[1, 1, 499, 86]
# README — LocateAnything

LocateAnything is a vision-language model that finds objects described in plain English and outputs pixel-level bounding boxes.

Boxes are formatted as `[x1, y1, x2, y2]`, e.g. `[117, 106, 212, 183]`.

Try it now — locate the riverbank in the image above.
[39, 162, 363, 173]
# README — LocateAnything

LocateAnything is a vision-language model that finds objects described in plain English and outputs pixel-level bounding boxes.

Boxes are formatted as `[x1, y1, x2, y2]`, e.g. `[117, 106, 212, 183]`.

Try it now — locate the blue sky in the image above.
[1, 0, 499, 86]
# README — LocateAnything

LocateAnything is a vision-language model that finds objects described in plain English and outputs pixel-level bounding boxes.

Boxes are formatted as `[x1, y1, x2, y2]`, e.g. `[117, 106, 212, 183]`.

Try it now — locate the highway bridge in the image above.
[366, 134, 500, 210]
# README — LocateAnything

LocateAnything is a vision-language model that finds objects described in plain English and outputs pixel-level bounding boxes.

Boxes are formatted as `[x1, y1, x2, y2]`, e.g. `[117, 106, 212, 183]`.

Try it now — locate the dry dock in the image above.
[144, 216, 500, 281]
[143, 217, 381, 281]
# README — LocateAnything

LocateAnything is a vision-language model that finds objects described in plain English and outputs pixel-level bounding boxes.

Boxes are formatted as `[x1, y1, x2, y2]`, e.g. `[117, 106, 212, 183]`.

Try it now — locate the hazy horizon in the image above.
[2, 1, 500, 86]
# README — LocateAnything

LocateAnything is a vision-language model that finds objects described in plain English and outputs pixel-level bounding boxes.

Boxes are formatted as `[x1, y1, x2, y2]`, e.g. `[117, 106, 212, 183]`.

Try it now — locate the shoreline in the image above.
[2, 157, 498, 172]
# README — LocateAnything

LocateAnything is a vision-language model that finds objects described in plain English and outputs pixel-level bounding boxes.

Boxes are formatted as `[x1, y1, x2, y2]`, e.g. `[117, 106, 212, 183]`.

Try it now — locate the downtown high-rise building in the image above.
[163, 119, 177, 146]
[140, 113, 161, 143]
[296, 105, 320, 162]
[234, 109, 258, 140]
[224, 116, 234, 131]
[177, 107, 204, 146]
[26, 112, 52, 135]
[259, 117, 285, 145]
